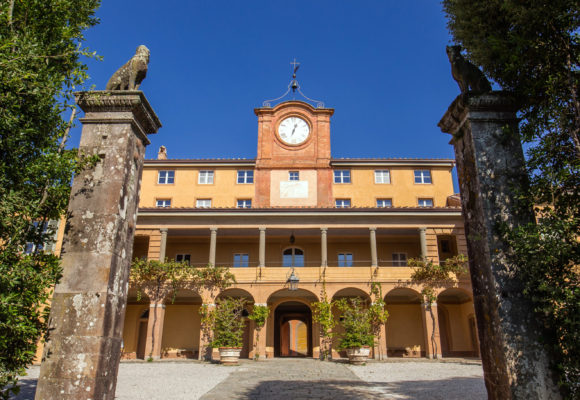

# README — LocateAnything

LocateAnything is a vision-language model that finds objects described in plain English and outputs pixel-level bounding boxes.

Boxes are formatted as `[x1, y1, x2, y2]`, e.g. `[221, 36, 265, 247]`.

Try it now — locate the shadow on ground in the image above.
[236, 376, 484, 400]
[10, 379, 37, 400]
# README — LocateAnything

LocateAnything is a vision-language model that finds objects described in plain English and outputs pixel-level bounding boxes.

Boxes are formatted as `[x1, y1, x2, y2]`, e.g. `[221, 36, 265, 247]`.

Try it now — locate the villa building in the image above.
[121, 98, 479, 361]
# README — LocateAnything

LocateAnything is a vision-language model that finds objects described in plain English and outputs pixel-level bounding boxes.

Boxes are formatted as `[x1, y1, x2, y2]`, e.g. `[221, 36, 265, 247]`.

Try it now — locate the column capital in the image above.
[320, 227, 328, 233]
[160, 228, 168, 233]
[259, 226, 267, 232]
[418, 227, 427, 233]
[209, 226, 218, 233]
[369, 226, 377, 232]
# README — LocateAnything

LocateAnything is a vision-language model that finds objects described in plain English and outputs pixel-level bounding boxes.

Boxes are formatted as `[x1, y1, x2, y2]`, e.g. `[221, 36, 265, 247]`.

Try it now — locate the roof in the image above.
[143, 157, 455, 167]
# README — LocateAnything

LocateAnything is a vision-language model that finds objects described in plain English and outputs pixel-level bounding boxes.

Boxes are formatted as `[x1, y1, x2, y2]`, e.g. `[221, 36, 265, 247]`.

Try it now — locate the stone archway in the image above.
[437, 288, 477, 357]
[331, 287, 372, 358]
[217, 288, 256, 358]
[267, 288, 318, 358]
[384, 287, 424, 357]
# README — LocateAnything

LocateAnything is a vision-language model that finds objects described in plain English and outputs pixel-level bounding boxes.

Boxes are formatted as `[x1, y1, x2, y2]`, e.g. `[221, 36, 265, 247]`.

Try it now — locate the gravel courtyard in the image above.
[13, 359, 485, 399]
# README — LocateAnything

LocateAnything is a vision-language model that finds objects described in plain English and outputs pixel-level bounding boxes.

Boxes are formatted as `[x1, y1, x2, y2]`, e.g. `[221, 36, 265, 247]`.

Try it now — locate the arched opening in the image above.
[437, 288, 477, 357]
[331, 287, 372, 359]
[384, 288, 424, 357]
[274, 301, 312, 357]
[160, 289, 203, 359]
[216, 288, 255, 359]
[136, 309, 149, 360]
[283, 247, 304, 267]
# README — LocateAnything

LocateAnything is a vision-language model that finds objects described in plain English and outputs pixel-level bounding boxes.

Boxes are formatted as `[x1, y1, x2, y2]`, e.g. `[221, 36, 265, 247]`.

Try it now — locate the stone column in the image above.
[258, 226, 266, 268]
[158, 228, 168, 261]
[418, 227, 428, 259]
[421, 302, 442, 359]
[208, 227, 217, 266]
[35, 91, 161, 400]
[439, 92, 560, 398]
[252, 303, 268, 360]
[320, 227, 328, 268]
[144, 301, 166, 360]
[369, 227, 378, 267]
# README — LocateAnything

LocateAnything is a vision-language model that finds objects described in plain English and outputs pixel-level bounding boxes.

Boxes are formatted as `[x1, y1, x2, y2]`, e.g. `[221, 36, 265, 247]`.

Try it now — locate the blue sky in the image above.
[73, 1, 461, 163]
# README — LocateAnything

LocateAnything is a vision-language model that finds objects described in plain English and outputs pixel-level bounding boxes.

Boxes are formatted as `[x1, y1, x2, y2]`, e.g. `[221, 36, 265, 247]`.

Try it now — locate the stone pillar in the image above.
[320, 227, 328, 268]
[439, 92, 560, 398]
[158, 228, 168, 261]
[421, 302, 442, 359]
[252, 303, 268, 360]
[35, 91, 161, 400]
[369, 227, 378, 267]
[198, 302, 215, 361]
[258, 226, 266, 268]
[208, 227, 217, 266]
[418, 227, 428, 259]
[144, 301, 166, 359]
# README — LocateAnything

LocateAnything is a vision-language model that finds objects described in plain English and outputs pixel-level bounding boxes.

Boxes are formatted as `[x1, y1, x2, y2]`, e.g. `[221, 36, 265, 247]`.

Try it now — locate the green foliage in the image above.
[0, 1, 100, 398]
[442, 2, 579, 395]
[409, 255, 468, 304]
[207, 297, 247, 348]
[368, 282, 389, 338]
[248, 304, 269, 360]
[311, 284, 337, 360]
[248, 304, 269, 329]
[335, 297, 374, 350]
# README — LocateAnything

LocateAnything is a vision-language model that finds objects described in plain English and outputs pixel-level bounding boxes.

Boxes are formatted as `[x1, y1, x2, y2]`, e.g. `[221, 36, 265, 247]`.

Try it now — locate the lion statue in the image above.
[446, 45, 491, 94]
[106, 45, 150, 91]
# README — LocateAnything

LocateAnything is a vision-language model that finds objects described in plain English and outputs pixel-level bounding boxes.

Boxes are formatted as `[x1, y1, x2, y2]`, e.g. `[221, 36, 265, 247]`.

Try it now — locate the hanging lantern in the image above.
[287, 268, 299, 291]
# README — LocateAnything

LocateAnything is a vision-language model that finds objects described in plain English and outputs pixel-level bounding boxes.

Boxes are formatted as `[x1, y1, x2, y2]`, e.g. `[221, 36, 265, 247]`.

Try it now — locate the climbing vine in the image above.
[311, 281, 336, 361]
[248, 304, 269, 360]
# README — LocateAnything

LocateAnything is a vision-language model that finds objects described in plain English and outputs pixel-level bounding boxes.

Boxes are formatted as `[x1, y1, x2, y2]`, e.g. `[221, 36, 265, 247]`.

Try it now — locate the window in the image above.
[376, 198, 392, 208]
[392, 253, 407, 266]
[156, 199, 171, 208]
[374, 170, 391, 184]
[283, 248, 304, 267]
[335, 199, 351, 208]
[237, 170, 254, 184]
[418, 198, 434, 207]
[233, 253, 249, 268]
[338, 253, 353, 267]
[24, 221, 47, 255]
[334, 169, 351, 183]
[198, 170, 214, 184]
[440, 239, 451, 253]
[237, 199, 252, 208]
[196, 199, 212, 208]
[157, 170, 174, 184]
[175, 254, 191, 265]
[289, 171, 299, 181]
[414, 169, 432, 184]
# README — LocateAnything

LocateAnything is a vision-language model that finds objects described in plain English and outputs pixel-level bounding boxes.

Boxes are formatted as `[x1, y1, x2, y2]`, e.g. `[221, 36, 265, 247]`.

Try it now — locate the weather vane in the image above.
[291, 58, 300, 92]
[261, 59, 324, 108]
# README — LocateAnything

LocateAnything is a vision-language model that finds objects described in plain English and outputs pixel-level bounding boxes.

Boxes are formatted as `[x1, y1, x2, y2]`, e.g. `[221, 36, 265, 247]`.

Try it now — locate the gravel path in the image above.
[12, 359, 486, 399]
[11, 361, 234, 400]
[349, 360, 486, 399]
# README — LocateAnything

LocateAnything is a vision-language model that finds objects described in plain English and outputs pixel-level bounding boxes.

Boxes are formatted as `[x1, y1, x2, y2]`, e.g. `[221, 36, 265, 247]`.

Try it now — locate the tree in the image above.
[0, 1, 100, 397]
[311, 282, 337, 361]
[441, 1, 579, 396]
[130, 259, 235, 360]
[409, 255, 468, 358]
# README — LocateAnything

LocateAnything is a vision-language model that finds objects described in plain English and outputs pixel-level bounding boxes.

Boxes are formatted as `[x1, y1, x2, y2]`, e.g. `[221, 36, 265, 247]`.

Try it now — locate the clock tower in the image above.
[254, 99, 334, 207]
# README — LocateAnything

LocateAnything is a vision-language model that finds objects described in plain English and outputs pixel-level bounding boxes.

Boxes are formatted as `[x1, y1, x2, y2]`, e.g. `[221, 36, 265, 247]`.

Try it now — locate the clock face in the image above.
[278, 117, 310, 145]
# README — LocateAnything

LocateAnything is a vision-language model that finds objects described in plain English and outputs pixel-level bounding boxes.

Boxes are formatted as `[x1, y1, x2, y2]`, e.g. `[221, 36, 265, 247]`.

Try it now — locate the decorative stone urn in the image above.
[346, 346, 370, 365]
[218, 347, 242, 365]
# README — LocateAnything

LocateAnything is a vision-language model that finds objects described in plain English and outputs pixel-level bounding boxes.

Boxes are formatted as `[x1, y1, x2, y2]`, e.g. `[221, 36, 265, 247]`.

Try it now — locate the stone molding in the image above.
[75, 91, 162, 143]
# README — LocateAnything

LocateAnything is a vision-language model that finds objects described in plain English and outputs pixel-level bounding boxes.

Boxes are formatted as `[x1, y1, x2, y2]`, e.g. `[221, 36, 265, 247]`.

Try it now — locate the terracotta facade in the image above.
[122, 100, 478, 361]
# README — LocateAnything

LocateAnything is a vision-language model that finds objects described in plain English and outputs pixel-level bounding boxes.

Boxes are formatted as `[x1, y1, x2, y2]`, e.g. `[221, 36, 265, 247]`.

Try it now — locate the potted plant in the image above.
[335, 297, 374, 365]
[210, 297, 247, 365]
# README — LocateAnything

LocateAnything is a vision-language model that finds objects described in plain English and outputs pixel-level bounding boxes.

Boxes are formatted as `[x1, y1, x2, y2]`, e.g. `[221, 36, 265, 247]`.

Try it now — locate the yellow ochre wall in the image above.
[161, 305, 201, 354]
[139, 164, 455, 209]
[385, 304, 425, 352]
[123, 304, 148, 354]
[332, 166, 454, 208]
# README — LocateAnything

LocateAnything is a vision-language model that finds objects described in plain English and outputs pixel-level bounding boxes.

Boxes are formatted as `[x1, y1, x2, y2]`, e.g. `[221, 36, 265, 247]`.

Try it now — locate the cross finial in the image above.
[291, 58, 300, 78]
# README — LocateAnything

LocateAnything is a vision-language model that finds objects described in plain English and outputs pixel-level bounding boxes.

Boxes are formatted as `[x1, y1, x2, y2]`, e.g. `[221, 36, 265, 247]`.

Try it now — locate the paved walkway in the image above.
[201, 358, 486, 400]
[12, 359, 486, 399]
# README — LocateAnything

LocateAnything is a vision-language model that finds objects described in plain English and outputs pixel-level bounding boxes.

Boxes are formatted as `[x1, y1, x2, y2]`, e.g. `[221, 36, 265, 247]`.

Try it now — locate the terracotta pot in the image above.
[218, 347, 242, 366]
[346, 346, 370, 365]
